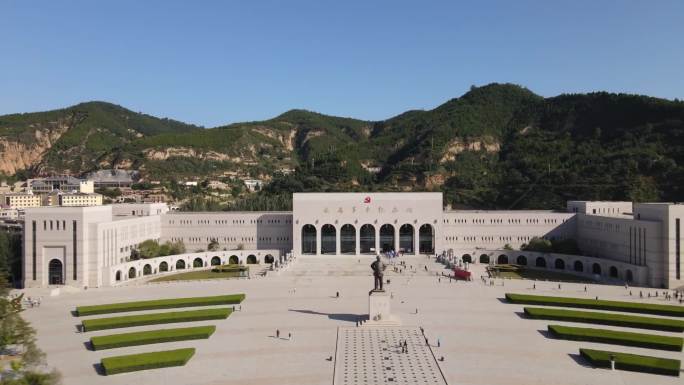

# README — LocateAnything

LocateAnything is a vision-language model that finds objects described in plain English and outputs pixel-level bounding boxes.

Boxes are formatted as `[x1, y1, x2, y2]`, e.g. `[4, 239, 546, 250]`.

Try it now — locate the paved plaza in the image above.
[18, 256, 684, 385]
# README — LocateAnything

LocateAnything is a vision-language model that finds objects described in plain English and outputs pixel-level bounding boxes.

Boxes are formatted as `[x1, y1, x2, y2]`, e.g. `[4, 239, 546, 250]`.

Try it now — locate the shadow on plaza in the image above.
[92, 363, 106, 376]
[288, 309, 364, 323]
[567, 353, 592, 368]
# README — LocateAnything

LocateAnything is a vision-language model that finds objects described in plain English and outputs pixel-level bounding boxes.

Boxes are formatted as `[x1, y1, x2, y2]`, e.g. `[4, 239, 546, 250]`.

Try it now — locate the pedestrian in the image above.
[437, 338, 441, 348]
[336, 291, 339, 298]
[558, 283, 561, 290]
[533, 283, 536, 290]
[584, 286, 587, 292]
[416, 308, 418, 314]
[276, 329, 280, 338]
[289, 332, 292, 341]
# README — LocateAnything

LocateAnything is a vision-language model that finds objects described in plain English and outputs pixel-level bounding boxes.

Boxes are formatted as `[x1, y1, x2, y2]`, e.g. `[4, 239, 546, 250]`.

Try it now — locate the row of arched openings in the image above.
[115, 254, 266, 282]
[302, 223, 434, 254]
[464, 253, 632, 282]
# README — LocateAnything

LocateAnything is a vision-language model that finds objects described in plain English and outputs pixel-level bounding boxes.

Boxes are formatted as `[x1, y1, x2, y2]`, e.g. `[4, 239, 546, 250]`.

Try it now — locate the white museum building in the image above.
[21, 192, 684, 289]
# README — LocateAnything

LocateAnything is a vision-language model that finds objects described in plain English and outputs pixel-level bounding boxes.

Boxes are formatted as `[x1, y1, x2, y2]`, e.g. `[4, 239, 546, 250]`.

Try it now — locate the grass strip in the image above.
[101, 348, 195, 375]
[506, 293, 684, 317]
[579, 348, 680, 377]
[82, 308, 230, 332]
[76, 294, 245, 316]
[524, 307, 684, 332]
[90, 325, 216, 350]
[548, 324, 683, 351]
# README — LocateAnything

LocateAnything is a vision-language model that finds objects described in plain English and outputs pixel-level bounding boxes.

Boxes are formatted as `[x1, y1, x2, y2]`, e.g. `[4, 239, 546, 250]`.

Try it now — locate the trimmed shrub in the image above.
[91, 326, 216, 350]
[76, 294, 245, 316]
[579, 348, 680, 377]
[82, 308, 231, 332]
[506, 293, 684, 317]
[548, 325, 683, 351]
[101, 348, 195, 375]
[524, 307, 684, 332]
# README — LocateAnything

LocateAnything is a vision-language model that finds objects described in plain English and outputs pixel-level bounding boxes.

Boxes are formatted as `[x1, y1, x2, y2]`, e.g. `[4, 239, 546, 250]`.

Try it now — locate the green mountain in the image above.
[1, 83, 683, 209]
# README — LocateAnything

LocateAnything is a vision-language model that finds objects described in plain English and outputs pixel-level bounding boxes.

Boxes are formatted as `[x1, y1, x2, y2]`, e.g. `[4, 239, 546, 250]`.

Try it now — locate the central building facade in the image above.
[292, 192, 443, 256]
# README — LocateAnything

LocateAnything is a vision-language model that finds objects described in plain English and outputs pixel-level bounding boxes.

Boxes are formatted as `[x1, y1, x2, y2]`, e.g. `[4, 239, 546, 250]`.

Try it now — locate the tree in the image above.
[0, 276, 60, 384]
[137, 240, 160, 259]
[521, 237, 552, 253]
[207, 239, 220, 251]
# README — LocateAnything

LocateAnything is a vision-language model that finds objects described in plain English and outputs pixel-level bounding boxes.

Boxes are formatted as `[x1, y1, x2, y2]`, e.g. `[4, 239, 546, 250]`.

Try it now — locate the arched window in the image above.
[229, 255, 239, 265]
[143, 264, 152, 275]
[592, 263, 601, 275]
[535, 257, 546, 268]
[301, 225, 317, 254]
[497, 255, 509, 264]
[360, 224, 376, 254]
[193, 258, 204, 268]
[321, 224, 336, 254]
[554, 259, 565, 270]
[380, 224, 395, 252]
[609, 266, 618, 278]
[399, 224, 414, 253]
[210, 256, 221, 266]
[479, 254, 489, 264]
[246, 255, 257, 264]
[516, 255, 527, 266]
[340, 224, 356, 254]
[573, 261, 583, 272]
[176, 259, 186, 270]
[159, 261, 169, 272]
[128, 267, 137, 279]
[462, 254, 472, 263]
[264, 254, 275, 264]
[419, 224, 434, 254]
[48, 259, 64, 285]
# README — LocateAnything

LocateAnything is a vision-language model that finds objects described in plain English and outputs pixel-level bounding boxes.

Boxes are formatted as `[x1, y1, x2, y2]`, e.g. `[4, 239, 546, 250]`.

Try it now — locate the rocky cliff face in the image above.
[0, 123, 69, 174]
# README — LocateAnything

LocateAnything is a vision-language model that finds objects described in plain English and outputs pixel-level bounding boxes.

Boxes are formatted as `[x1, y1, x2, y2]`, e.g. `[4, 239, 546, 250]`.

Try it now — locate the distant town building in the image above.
[207, 180, 229, 190]
[87, 169, 139, 188]
[43, 190, 103, 207]
[243, 179, 262, 192]
[2, 192, 41, 209]
[29, 176, 94, 193]
[0, 208, 19, 220]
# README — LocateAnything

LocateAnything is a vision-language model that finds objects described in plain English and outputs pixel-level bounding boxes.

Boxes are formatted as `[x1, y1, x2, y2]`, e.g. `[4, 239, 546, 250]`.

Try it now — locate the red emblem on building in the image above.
[364, 196, 371, 204]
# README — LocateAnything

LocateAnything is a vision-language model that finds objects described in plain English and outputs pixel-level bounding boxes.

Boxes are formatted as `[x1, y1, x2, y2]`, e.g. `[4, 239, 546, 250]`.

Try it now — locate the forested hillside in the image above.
[1, 83, 682, 210]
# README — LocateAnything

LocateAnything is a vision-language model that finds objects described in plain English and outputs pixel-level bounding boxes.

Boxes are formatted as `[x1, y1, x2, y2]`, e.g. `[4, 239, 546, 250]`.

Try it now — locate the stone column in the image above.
[414, 225, 420, 255]
[316, 225, 321, 256]
[355, 227, 360, 256]
[335, 226, 341, 256]
[394, 225, 400, 253]
[374, 225, 380, 255]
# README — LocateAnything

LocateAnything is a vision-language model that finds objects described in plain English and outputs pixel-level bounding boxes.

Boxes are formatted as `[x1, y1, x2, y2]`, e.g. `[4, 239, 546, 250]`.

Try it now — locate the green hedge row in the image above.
[548, 325, 683, 351]
[506, 293, 684, 317]
[76, 294, 245, 316]
[82, 308, 231, 332]
[579, 348, 680, 377]
[91, 326, 216, 350]
[524, 307, 684, 332]
[101, 348, 195, 375]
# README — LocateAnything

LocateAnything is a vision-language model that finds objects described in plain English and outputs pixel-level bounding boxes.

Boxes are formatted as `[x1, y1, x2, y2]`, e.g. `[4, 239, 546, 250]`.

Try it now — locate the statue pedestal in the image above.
[365, 290, 401, 327]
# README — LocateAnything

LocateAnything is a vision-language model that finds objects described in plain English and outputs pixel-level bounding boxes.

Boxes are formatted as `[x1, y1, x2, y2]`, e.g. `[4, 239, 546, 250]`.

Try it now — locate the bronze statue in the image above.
[371, 255, 386, 291]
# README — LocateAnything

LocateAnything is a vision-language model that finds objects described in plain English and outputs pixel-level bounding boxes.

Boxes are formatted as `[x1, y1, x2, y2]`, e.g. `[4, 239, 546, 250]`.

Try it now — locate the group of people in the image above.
[275, 329, 293, 341]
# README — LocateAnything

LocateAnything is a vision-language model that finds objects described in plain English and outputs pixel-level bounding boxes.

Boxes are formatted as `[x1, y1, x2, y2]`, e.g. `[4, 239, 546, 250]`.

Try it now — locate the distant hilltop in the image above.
[1, 83, 683, 209]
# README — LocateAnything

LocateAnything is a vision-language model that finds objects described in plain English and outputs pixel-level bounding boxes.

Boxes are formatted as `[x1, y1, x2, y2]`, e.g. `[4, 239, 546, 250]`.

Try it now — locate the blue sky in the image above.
[1, 0, 682, 127]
